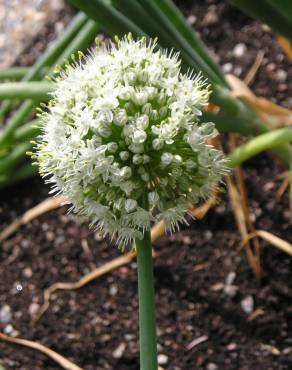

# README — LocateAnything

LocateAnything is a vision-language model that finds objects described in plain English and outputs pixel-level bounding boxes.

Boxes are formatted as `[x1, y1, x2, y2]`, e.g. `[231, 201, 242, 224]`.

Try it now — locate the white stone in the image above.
[112, 342, 126, 359]
[158, 354, 168, 365]
[0, 305, 12, 323]
[233, 43, 247, 58]
[222, 63, 233, 73]
[241, 295, 254, 314]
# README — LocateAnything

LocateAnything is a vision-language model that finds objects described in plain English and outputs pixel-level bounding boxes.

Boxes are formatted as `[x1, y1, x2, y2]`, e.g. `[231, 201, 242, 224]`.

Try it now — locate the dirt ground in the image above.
[0, 1, 291, 369]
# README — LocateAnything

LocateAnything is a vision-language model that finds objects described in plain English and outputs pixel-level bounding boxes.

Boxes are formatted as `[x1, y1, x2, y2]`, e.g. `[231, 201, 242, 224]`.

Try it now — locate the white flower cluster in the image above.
[34, 35, 229, 244]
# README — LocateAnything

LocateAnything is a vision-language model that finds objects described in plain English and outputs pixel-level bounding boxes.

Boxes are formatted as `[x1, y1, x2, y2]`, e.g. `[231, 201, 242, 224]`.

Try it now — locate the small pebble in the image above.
[224, 285, 238, 297]
[261, 344, 280, 355]
[227, 342, 237, 351]
[112, 342, 126, 359]
[11, 282, 23, 294]
[0, 305, 12, 324]
[22, 267, 33, 278]
[225, 271, 236, 285]
[46, 231, 54, 241]
[233, 43, 247, 58]
[4, 324, 13, 334]
[206, 363, 218, 370]
[263, 181, 275, 192]
[204, 230, 213, 241]
[29, 302, 40, 317]
[124, 333, 135, 341]
[20, 239, 29, 248]
[283, 347, 292, 355]
[234, 66, 242, 76]
[158, 354, 168, 365]
[109, 284, 118, 296]
[277, 83, 288, 92]
[187, 15, 197, 25]
[41, 223, 49, 231]
[266, 63, 276, 72]
[203, 7, 219, 25]
[241, 295, 254, 314]
[275, 69, 287, 82]
[222, 63, 233, 73]
[183, 235, 191, 245]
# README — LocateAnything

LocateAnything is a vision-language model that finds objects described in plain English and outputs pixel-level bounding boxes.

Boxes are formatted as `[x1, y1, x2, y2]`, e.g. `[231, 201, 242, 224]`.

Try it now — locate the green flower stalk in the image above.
[32, 34, 229, 369]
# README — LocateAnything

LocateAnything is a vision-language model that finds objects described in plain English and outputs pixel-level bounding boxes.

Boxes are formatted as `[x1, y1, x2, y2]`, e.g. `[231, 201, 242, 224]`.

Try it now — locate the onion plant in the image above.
[31, 35, 229, 369]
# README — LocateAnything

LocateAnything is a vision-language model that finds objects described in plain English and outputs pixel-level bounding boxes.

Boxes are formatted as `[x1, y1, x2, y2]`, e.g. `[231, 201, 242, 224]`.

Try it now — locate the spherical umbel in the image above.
[34, 35, 229, 244]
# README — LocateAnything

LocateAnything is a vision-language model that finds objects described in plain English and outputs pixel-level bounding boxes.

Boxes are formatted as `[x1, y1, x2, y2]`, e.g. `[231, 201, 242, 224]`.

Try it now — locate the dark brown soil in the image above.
[0, 1, 291, 370]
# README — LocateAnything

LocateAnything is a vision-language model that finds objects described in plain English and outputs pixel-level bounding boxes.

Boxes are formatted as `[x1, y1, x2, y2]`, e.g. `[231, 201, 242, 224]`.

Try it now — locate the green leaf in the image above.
[68, 0, 145, 37]
[229, 127, 292, 167]
[0, 142, 32, 175]
[0, 19, 99, 147]
[0, 82, 53, 100]
[147, 0, 228, 87]
[133, 0, 225, 86]
[266, 0, 292, 27]
[0, 67, 31, 81]
[0, 12, 87, 120]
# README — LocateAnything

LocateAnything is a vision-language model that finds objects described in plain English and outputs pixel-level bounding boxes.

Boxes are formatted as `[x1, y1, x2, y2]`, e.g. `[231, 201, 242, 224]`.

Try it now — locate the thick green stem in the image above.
[229, 127, 292, 167]
[135, 228, 158, 370]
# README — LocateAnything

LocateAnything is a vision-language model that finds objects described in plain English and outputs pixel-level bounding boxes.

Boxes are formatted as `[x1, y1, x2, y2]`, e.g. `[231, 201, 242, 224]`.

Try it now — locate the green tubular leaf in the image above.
[228, 0, 292, 41]
[0, 13, 87, 121]
[116, 0, 175, 46]
[266, 0, 292, 27]
[0, 162, 38, 189]
[68, 0, 145, 37]
[116, 0, 220, 85]
[0, 67, 30, 81]
[0, 142, 32, 175]
[0, 82, 53, 100]
[0, 19, 99, 147]
[149, 0, 228, 87]
[229, 127, 292, 167]
[134, 0, 224, 86]
[13, 119, 41, 142]
[116, 0, 210, 79]
[0, 100, 18, 120]
[53, 20, 99, 66]
[202, 112, 253, 136]
[0, 101, 35, 148]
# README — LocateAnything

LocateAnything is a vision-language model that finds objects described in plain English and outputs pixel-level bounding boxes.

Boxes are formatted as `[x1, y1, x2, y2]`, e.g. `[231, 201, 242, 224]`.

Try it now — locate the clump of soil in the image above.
[0, 1, 291, 369]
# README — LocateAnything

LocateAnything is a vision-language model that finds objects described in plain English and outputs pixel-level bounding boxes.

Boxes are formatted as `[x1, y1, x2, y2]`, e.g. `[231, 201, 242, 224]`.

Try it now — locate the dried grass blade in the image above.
[226, 74, 292, 128]
[0, 332, 83, 370]
[244, 51, 264, 86]
[230, 133, 261, 279]
[226, 175, 259, 277]
[34, 251, 135, 321]
[239, 230, 292, 256]
[277, 36, 292, 60]
[0, 195, 67, 242]
[276, 176, 290, 200]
